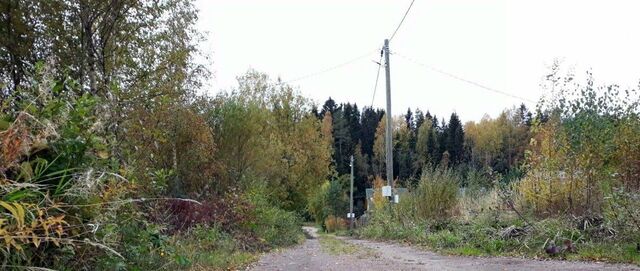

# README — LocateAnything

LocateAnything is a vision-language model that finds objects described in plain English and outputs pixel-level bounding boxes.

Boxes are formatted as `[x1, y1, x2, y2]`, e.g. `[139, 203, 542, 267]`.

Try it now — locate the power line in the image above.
[278, 50, 377, 85]
[389, 0, 416, 41]
[393, 52, 536, 103]
[370, 49, 384, 107]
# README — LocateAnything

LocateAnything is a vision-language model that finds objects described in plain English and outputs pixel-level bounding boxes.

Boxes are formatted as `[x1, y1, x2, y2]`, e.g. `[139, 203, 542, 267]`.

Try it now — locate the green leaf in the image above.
[52, 80, 64, 94]
[0, 119, 10, 131]
[3, 189, 41, 202]
[17, 162, 34, 182]
[174, 255, 192, 267]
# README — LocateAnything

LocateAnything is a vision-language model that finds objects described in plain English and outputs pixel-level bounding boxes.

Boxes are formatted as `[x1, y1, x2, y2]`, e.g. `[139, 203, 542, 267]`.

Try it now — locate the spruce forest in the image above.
[1, 0, 639, 270]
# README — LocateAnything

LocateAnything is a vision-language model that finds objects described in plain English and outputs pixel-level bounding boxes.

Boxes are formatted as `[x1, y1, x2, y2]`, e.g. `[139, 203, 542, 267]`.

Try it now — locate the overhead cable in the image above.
[393, 51, 536, 103]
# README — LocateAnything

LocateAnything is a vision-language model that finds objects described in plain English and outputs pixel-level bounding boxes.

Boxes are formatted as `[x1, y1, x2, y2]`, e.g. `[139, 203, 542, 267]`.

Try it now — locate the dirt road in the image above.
[247, 226, 640, 271]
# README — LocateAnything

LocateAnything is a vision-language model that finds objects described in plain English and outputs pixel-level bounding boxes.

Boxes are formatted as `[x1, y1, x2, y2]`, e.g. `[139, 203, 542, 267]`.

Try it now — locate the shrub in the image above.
[426, 230, 463, 249]
[253, 200, 303, 248]
[307, 177, 348, 230]
[413, 168, 459, 222]
[370, 176, 388, 211]
[0, 75, 130, 269]
[519, 73, 640, 217]
[246, 180, 303, 248]
[163, 192, 255, 234]
[95, 211, 171, 270]
[357, 207, 408, 240]
[307, 181, 330, 226]
[167, 226, 256, 270]
[324, 215, 348, 233]
[459, 188, 500, 222]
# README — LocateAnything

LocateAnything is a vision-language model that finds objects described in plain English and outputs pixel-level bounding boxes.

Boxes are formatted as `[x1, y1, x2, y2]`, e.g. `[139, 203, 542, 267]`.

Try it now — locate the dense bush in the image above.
[164, 193, 254, 234]
[0, 71, 140, 269]
[357, 69, 640, 265]
[202, 71, 332, 214]
[324, 215, 348, 233]
[0, 67, 317, 269]
[307, 177, 349, 231]
[167, 226, 257, 270]
[1, 0, 330, 268]
[246, 180, 304, 247]
[515, 68, 639, 218]
[413, 168, 460, 222]
[253, 204, 303, 247]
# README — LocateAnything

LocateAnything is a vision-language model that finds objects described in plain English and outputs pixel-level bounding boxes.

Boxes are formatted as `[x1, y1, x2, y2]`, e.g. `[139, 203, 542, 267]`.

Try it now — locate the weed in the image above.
[318, 234, 378, 259]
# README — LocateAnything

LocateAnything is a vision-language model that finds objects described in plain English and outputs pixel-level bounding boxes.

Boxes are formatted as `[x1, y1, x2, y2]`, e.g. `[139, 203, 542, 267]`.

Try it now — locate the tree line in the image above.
[313, 96, 540, 212]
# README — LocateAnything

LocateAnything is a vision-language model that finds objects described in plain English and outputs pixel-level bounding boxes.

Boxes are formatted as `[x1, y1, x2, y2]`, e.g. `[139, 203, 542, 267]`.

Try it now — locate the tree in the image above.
[125, 104, 219, 197]
[464, 115, 504, 169]
[360, 107, 383, 157]
[445, 113, 465, 165]
[373, 115, 387, 177]
[435, 117, 447, 165]
[394, 120, 414, 182]
[518, 66, 639, 216]
[307, 178, 348, 228]
[322, 111, 334, 146]
[343, 103, 362, 146]
[1, 0, 206, 99]
[464, 108, 531, 174]
[203, 70, 332, 212]
[353, 142, 369, 189]
[320, 97, 337, 117]
[332, 109, 351, 174]
[414, 108, 425, 132]
[415, 118, 435, 173]
[1, 0, 208, 167]
[405, 107, 414, 130]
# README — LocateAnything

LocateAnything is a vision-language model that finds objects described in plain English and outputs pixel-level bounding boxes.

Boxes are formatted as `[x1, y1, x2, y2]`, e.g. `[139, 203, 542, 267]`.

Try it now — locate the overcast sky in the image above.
[194, 0, 640, 122]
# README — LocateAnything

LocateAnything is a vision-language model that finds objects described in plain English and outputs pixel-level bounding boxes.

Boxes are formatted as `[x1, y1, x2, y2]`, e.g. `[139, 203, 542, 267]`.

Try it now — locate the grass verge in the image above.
[318, 234, 379, 259]
[357, 215, 640, 265]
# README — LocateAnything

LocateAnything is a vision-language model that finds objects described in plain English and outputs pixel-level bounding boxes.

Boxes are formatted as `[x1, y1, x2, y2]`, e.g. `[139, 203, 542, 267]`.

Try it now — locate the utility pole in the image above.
[349, 155, 355, 230]
[383, 39, 394, 189]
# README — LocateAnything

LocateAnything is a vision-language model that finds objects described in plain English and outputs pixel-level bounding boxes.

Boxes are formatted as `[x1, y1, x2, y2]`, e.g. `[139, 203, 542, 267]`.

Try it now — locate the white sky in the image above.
[195, 0, 640, 122]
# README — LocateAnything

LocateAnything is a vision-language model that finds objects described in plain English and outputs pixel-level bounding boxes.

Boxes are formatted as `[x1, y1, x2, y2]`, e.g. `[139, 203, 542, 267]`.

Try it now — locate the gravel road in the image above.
[247, 227, 640, 271]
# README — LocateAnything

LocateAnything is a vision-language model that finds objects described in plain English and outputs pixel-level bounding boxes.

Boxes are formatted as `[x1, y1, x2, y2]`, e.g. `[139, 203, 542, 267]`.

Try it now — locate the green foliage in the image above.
[575, 242, 640, 264]
[358, 206, 419, 241]
[464, 106, 531, 175]
[124, 104, 219, 198]
[413, 168, 459, 222]
[167, 226, 256, 270]
[359, 202, 640, 265]
[415, 118, 436, 172]
[318, 234, 364, 255]
[517, 65, 640, 217]
[99, 223, 259, 271]
[308, 177, 349, 231]
[1, 0, 207, 102]
[95, 210, 170, 270]
[426, 230, 463, 249]
[2, 1, 330, 270]
[203, 70, 332, 213]
[246, 180, 304, 248]
[1, 63, 313, 271]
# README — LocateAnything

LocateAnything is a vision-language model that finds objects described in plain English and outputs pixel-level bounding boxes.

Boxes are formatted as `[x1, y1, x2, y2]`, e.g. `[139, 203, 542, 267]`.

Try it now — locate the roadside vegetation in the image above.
[0, 1, 326, 269]
[356, 65, 640, 264]
[2, 1, 639, 269]
[318, 234, 378, 259]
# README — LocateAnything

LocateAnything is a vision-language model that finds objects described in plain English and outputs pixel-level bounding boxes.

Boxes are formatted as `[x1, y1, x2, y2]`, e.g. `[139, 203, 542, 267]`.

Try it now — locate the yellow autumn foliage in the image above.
[371, 176, 388, 210]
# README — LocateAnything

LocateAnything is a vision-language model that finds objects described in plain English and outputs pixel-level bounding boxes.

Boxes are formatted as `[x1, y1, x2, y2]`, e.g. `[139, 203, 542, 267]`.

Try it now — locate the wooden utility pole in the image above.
[383, 39, 394, 188]
[349, 155, 355, 230]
